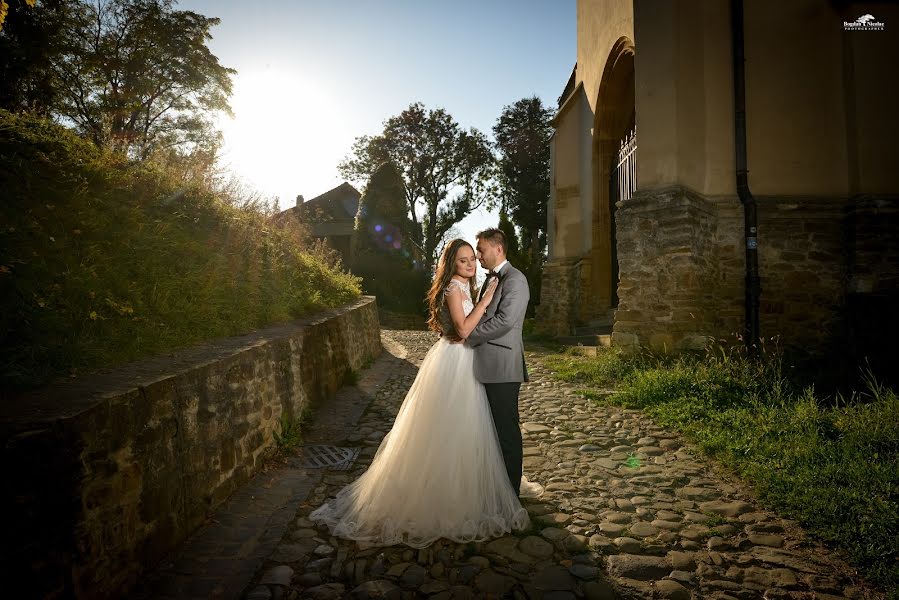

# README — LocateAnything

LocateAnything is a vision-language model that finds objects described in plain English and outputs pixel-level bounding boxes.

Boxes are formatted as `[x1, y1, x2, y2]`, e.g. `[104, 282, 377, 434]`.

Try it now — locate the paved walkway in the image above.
[140, 330, 881, 600]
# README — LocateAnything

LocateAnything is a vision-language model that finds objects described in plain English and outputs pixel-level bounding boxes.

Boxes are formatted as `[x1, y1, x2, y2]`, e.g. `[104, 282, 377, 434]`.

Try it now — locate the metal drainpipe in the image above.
[731, 0, 761, 354]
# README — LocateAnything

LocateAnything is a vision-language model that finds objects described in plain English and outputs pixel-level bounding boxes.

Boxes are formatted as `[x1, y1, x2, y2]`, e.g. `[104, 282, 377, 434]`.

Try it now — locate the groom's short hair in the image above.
[476, 228, 507, 254]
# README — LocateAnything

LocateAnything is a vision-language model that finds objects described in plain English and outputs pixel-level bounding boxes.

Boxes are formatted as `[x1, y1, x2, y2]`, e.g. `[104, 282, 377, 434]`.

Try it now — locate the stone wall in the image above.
[0, 297, 381, 599]
[613, 186, 720, 352]
[715, 197, 849, 351]
[847, 196, 899, 295]
[611, 186, 899, 361]
[536, 258, 581, 336]
[844, 196, 899, 379]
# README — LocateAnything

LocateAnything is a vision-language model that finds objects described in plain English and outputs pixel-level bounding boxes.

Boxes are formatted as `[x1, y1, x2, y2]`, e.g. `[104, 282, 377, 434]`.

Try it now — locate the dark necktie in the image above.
[478, 270, 497, 302]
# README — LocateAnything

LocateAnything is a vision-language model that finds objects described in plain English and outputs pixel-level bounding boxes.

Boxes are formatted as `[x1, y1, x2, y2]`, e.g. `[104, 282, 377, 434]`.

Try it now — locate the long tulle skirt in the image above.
[310, 337, 530, 548]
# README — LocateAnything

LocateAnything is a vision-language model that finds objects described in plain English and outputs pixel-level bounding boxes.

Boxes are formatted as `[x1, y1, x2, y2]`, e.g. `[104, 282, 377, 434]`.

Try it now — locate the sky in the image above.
[177, 0, 576, 243]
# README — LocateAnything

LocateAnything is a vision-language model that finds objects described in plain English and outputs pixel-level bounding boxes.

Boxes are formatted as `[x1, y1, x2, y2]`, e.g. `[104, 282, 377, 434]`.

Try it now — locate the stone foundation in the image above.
[535, 258, 581, 336]
[0, 297, 380, 599]
[716, 196, 848, 351]
[612, 186, 720, 352]
[844, 195, 899, 380]
[611, 186, 899, 357]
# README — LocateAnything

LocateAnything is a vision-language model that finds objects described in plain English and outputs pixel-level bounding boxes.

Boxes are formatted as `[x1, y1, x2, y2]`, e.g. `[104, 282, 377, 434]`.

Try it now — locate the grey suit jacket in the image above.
[466, 264, 530, 383]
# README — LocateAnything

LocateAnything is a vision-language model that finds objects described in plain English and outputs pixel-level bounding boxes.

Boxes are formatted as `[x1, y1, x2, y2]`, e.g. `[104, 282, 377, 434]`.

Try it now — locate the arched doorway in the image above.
[582, 38, 635, 325]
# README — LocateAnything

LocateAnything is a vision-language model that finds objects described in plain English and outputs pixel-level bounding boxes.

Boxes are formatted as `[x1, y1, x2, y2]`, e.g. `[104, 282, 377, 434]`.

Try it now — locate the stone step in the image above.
[573, 324, 613, 336]
[573, 311, 616, 335]
[557, 334, 612, 348]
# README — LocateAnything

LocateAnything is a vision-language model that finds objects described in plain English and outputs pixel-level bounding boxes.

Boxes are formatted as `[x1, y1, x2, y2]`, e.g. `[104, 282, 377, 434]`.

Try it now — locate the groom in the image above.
[466, 228, 543, 499]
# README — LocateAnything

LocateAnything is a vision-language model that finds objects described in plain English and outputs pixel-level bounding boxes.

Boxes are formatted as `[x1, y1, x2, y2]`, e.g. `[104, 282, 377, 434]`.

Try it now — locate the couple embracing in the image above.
[311, 227, 543, 548]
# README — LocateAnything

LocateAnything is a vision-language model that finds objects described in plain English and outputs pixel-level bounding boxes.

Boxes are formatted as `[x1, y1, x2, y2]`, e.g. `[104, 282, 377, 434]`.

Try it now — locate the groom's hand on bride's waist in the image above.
[446, 333, 465, 344]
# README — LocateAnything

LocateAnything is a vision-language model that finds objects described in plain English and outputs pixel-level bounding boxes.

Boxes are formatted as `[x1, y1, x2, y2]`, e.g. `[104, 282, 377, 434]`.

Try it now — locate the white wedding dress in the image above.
[310, 279, 530, 548]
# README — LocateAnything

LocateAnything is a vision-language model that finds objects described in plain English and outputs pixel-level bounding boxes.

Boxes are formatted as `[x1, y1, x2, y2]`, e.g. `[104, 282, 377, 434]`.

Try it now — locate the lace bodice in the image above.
[438, 279, 474, 336]
[445, 278, 474, 316]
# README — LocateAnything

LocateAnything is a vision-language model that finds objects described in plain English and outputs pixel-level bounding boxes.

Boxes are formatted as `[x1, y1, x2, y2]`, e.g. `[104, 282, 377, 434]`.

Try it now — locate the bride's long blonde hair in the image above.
[426, 239, 478, 334]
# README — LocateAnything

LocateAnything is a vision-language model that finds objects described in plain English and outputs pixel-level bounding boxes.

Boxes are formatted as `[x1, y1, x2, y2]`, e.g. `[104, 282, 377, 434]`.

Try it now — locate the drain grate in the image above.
[297, 445, 361, 470]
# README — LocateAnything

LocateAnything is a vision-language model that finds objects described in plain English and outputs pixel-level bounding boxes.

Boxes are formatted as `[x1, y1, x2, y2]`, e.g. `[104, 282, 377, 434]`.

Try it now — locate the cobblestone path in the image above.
[147, 329, 880, 600]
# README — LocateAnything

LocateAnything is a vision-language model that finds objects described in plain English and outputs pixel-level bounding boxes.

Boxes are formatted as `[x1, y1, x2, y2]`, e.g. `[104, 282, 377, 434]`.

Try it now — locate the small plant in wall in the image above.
[274, 413, 303, 449]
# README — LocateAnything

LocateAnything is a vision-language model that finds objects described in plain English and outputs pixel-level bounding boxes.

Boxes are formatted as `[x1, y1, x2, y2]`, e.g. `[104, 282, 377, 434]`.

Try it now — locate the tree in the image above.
[351, 161, 429, 314]
[354, 161, 409, 256]
[339, 102, 495, 272]
[498, 210, 524, 268]
[0, 0, 69, 113]
[493, 96, 553, 305]
[0, 0, 36, 32]
[49, 0, 234, 159]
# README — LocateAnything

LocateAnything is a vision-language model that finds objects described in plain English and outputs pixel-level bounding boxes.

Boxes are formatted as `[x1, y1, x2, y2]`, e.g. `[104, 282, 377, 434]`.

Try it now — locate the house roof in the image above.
[275, 182, 361, 224]
[301, 182, 361, 220]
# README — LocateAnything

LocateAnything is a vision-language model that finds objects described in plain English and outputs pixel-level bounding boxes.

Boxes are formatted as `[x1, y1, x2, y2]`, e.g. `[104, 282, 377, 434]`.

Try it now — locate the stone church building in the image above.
[539, 0, 898, 363]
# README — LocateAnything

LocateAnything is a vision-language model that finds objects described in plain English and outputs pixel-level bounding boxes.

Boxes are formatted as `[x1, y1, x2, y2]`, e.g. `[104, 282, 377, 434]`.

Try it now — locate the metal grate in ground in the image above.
[296, 445, 361, 470]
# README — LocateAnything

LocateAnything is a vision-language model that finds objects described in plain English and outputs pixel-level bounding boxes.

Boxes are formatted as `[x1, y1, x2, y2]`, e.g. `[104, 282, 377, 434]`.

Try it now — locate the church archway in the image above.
[582, 37, 636, 325]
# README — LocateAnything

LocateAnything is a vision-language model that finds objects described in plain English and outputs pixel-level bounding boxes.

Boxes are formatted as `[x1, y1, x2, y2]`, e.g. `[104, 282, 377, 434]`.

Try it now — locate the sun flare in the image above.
[216, 67, 347, 207]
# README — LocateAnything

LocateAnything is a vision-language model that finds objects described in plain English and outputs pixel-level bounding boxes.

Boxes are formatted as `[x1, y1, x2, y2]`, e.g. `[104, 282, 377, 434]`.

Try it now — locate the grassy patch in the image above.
[542, 344, 899, 592]
[1, 110, 361, 391]
[343, 368, 360, 387]
[273, 405, 314, 451]
[703, 512, 730, 528]
[273, 414, 303, 449]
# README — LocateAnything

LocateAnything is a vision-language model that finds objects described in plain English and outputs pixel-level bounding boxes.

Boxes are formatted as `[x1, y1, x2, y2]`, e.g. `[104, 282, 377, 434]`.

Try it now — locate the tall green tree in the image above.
[498, 210, 524, 268]
[351, 161, 428, 314]
[0, 0, 70, 113]
[339, 102, 495, 272]
[47, 0, 234, 159]
[493, 96, 553, 302]
[499, 209, 542, 316]
[353, 161, 409, 256]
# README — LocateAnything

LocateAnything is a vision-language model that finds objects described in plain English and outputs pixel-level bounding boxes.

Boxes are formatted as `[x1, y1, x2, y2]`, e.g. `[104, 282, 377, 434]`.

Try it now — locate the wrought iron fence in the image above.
[615, 126, 637, 202]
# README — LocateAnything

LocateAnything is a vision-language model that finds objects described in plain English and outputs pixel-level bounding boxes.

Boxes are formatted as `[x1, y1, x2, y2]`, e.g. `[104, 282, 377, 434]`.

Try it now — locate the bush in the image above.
[0, 110, 360, 392]
[351, 251, 429, 315]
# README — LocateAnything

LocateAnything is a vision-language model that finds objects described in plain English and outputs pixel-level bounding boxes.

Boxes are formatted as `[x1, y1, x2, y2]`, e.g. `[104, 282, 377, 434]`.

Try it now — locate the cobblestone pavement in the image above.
[180, 329, 880, 600]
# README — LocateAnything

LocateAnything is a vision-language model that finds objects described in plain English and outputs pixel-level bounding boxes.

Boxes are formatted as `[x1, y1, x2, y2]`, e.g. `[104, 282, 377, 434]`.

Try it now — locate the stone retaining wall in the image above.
[716, 196, 849, 351]
[0, 296, 380, 599]
[613, 186, 720, 352]
[614, 187, 899, 356]
[535, 258, 581, 336]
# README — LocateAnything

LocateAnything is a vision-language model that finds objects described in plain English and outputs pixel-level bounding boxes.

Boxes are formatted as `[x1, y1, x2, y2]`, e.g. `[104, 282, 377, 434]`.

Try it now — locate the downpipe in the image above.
[731, 0, 761, 355]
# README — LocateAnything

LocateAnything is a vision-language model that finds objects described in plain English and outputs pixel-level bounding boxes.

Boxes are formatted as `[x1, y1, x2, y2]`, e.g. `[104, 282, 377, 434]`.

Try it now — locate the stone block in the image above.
[612, 331, 639, 350]
[648, 333, 675, 352]
[678, 334, 711, 351]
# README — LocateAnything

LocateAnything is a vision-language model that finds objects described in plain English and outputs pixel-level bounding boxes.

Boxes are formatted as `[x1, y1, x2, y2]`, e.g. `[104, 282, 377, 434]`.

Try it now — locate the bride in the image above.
[309, 239, 530, 548]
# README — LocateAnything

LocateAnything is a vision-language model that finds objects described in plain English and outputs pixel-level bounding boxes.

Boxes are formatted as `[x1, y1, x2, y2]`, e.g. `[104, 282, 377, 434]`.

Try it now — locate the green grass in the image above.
[542, 344, 899, 594]
[273, 406, 314, 451]
[703, 512, 731, 528]
[0, 110, 361, 392]
[273, 413, 304, 450]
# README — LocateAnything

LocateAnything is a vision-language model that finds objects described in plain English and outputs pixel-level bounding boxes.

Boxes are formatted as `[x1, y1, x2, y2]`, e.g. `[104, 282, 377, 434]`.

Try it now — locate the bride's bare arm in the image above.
[445, 280, 497, 339]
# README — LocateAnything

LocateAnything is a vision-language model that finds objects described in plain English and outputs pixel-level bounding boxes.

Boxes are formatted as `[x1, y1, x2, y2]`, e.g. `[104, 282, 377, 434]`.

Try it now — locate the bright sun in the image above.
[216, 68, 347, 208]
